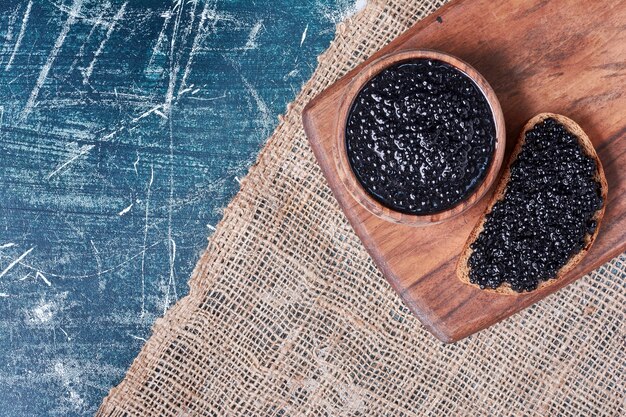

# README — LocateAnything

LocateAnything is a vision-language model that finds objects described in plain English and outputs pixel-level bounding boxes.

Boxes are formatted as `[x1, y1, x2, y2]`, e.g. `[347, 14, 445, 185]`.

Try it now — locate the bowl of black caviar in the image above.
[336, 49, 506, 225]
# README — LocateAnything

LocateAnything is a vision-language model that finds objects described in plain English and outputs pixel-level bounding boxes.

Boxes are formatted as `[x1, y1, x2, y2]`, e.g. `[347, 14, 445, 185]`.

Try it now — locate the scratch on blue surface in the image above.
[4, 0, 32, 71]
[21, 0, 84, 121]
[82, 2, 127, 85]
[0, 0, 357, 415]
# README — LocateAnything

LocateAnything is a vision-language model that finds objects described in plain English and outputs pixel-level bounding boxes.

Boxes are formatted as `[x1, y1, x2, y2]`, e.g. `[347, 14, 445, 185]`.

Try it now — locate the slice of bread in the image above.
[457, 113, 608, 294]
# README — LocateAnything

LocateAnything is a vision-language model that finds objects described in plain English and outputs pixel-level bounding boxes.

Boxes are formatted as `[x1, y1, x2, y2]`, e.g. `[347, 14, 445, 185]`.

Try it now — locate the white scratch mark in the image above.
[188, 92, 227, 102]
[175, 0, 200, 94]
[283, 68, 299, 80]
[222, 55, 271, 132]
[163, 0, 186, 114]
[7, 76, 22, 86]
[102, 129, 122, 141]
[161, 0, 188, 314]
[83, 2, 127, 85]
[204, 6, 240, 27]
[178, 86, 193, 96]
[21, 0, 83, 121]
[36, 271, 52, 286]
[118, 203, 133, 216]
[244, 20, 263, 50]
[7, 241, 161, 280]
[133, 152, 140, 175]
[69, 11, 104, 75]
[146, 10, 172, 69]
[48, 0, 101, 24]
[18, 272, 32, 281]
[179, 1, 210, 95]
[154, 109, 168, 119]
[0, 243, 16, 250]
[5, 0, 32, 71]
[300, 24, 308, 47]
[234, 176, 242, 185]
[163, 117, 178, 315]
[0, 293, 9, 298]
[131, 104, 165, 124]
[47, 144, 95, 180]
[129, 334, 147, 342]
[140, 165, 154, 317]
[0, 247, 34, 279]
[47, 101, 162, 176]
[164, 237, 177, 315]
[181, 0, 200, 43]
[90, 240, 104, 291]
[207, 224, 216, 231]
[59, 327, 71, 341]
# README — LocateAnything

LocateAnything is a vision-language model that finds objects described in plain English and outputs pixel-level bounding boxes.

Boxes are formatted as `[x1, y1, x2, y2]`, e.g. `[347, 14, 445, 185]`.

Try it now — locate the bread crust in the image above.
[456, 113, 608, 295]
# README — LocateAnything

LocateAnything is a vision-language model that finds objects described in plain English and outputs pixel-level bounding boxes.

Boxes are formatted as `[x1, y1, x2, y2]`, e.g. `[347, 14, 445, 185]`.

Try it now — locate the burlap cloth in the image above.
[98, 1, 625, 415]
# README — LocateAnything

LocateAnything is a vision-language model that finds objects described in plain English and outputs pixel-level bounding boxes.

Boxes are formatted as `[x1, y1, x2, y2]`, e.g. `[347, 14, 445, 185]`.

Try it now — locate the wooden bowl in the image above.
[334, 49, 506, 226]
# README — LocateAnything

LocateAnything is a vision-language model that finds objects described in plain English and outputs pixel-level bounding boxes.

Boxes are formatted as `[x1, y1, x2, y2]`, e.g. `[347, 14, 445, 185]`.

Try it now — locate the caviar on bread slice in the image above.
[457, 113, 608, 294]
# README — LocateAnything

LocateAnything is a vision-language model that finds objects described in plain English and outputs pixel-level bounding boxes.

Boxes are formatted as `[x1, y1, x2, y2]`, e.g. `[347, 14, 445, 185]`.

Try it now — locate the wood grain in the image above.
[303, 0, 626, 342]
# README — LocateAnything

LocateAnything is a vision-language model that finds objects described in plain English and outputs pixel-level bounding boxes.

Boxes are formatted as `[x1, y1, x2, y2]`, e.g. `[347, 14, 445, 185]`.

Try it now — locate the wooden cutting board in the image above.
[302, 0, 626, 342]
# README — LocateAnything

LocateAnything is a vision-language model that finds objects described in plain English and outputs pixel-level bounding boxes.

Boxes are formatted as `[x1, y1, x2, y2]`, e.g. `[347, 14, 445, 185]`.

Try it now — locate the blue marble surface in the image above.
[0, 1, 360, 415]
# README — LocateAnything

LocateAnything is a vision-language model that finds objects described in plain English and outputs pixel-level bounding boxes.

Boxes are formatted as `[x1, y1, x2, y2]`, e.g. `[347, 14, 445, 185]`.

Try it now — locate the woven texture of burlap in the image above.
[97, 1, 625, 415]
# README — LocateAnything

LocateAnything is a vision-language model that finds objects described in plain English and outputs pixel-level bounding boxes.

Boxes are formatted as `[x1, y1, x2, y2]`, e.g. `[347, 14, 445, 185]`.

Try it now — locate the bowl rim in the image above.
[334, 49, 506, 226]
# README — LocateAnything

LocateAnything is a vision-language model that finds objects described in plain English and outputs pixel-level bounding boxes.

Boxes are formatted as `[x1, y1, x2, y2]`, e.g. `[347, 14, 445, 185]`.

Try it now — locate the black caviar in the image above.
[345, 59, 496, 215]
[468, 118, 603, 292]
